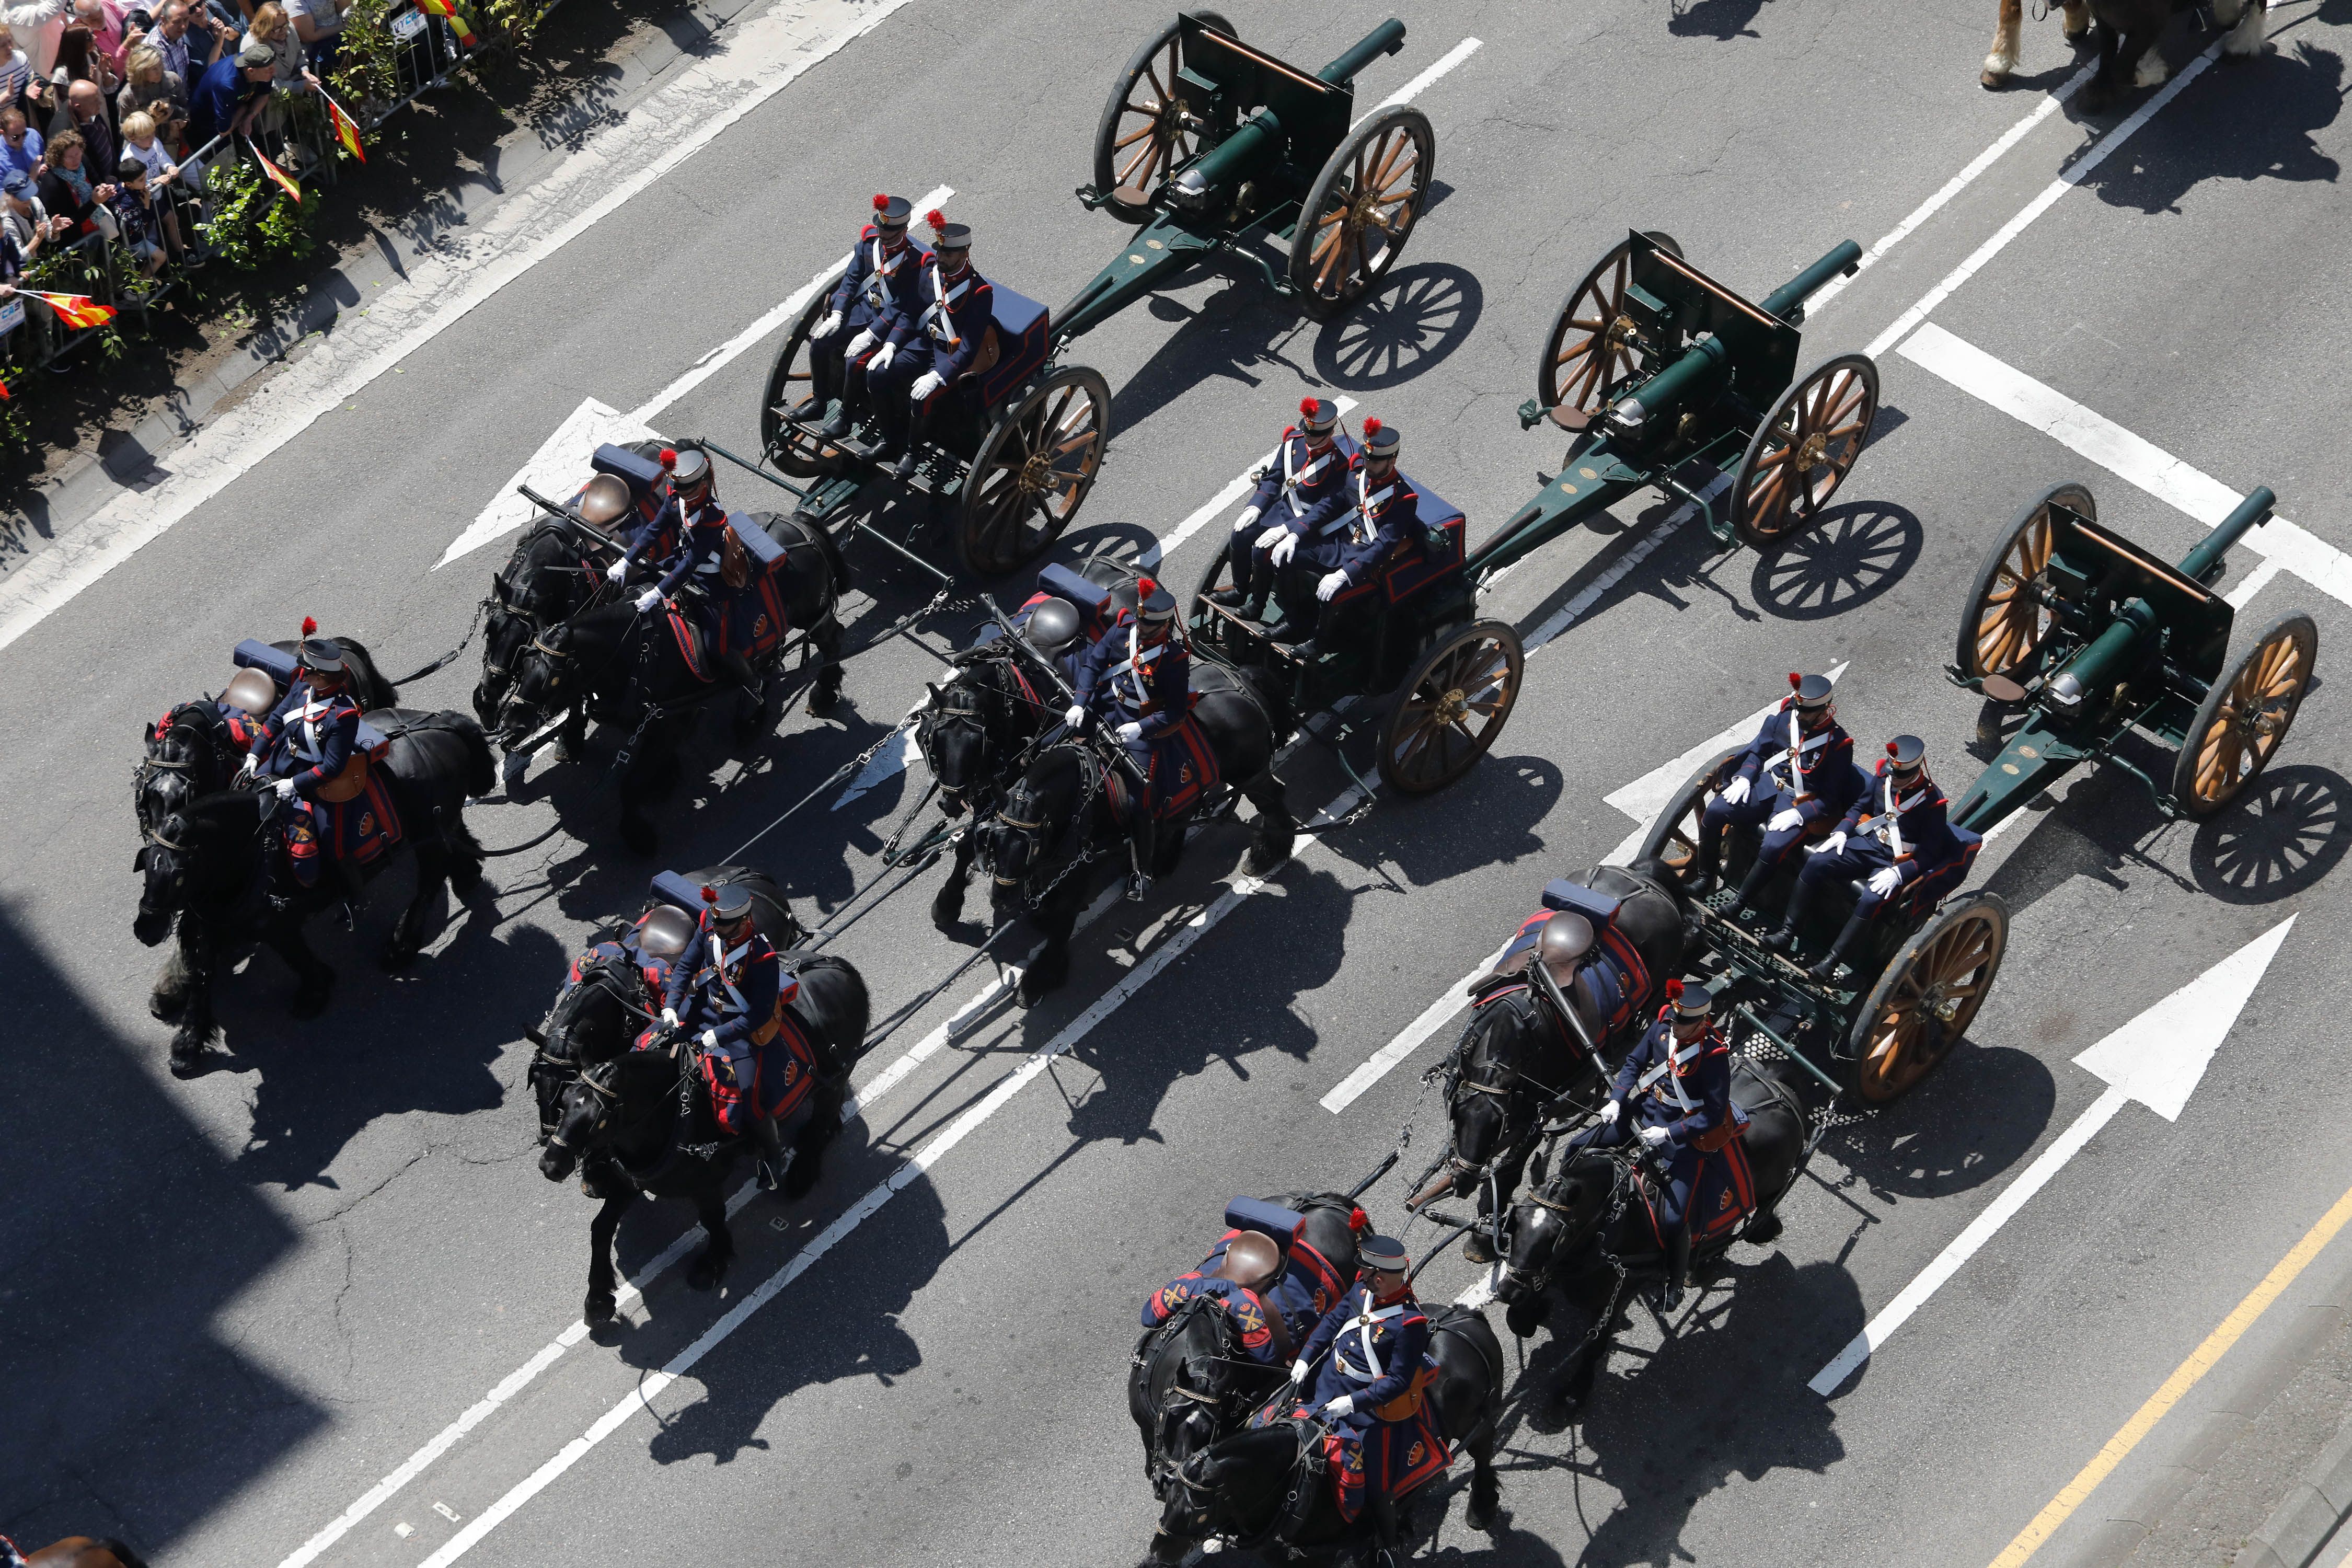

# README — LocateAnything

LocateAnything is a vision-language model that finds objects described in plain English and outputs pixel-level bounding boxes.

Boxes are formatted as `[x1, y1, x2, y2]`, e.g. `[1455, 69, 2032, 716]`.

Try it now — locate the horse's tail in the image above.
[795, 509, 854, 606]
[791, 952, 872, 1070]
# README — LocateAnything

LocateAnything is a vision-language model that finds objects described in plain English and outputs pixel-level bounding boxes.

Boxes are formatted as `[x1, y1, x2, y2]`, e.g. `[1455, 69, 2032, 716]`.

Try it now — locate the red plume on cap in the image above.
[1300, 397, 1318, 418]
[1361, 417, 1382, 437]
[1666, 977, 1685, 1001]
[659, 448, 678, 470]
[700, 884, 718, 904]
[1348, 1207, 1369, 1235]
[926, 209, 946, 229]
[1789, 672, 1802, 688]
[872, 193, 888, 211]
[1887, 741, 1901, 757]
[1137, 577, 1159, 597]
[301, 615, 318, 637]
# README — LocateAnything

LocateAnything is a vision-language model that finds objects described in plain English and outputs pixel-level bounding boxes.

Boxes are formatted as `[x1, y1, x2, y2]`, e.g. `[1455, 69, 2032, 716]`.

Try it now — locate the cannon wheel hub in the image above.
[1606, 314, 1640, 351]
[1793, 431, 1830, 472]
[1017, 449, 1054, 498]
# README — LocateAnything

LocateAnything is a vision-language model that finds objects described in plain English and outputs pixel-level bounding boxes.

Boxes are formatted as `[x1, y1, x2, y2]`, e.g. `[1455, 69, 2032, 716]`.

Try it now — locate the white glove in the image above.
[1869, 867, 1904, 897]
[1254, 523, 1289, 551]
[1639, 1124, 1672, 1149]
[661, 1007, 679, 1028]
[1316, 569, 1349, 602]
[1598, 1098, 1621, 1125]
[1720, 775, 1750, 806]
[1231, 505, 1263, 535]
[1768, 807, 1803, 833]
[700, 1029, 720, 1051]
[845, 329, 875, 356]
[1812, 831, 1847, 856]
[236, 752, 260, 782]
[909, 370, 943, 401]
[814, 310, 843, 339]
[1115, 721, 1143, 745]
[1064, 704, 1088, 730]
[1269, 533, 1299, 567]
[604, 558, 628, 583]
[1289, 1359, 1310, 1387]
[1321, 1396, 1355, 1419]
[635, 589, 663, 613]
[273, 777, 298, 801]
[869, 342, 897, 372]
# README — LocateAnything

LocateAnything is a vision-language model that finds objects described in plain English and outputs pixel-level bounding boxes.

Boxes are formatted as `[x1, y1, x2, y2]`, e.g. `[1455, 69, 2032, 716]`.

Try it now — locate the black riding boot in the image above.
[331, 855, 367, 928]
[754, 1113, 789, 1192]
[1369, 1490, 1406, 1567]
[894, 406, 932, 480]
[1808, 910, 1870, 982]
[1659, 1223, 1692, 1312]
[1730, 852, 1776, 915]
[1762, 870, 1815, 954]
[1126, 809, 1159, 901]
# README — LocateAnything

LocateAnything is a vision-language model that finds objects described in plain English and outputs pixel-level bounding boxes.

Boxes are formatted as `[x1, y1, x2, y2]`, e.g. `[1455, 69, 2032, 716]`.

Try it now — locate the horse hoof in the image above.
[449, 857, 486, 894]
[381, 938, 420, 972]
[1745, 1211, 1783, 1247]
[686, 1248, 730, 1292]
[782, 1151, 823, 1202]
[1462, 1231, 1495, 1266]
[149, 987, 187, 1024]
[168, 1045, 212, 1079]
[806, 683, 841, 717]
[930, 892, 964, 931]
[584, 1290, 616, 1327]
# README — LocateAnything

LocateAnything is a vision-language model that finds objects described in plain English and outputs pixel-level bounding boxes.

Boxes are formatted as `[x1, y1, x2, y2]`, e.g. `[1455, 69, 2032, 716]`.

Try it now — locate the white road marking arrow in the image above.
[433, 398, 661, 569]
[1810, 915, 2297, 1396]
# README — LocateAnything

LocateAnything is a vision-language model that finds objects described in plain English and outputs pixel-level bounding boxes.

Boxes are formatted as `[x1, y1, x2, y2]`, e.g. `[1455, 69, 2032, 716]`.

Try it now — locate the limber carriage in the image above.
[1635, 481, 2315, 1106]
[739, 11, 1438, 582]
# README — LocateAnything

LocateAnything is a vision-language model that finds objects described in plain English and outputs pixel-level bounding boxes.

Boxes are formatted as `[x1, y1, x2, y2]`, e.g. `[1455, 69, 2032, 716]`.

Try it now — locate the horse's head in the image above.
[499, 621, 576, 747]
[1411, 996, 1539, 1206]
[543, 949, 654, 1070]
[1493, 1149, 1617, 1322]
[1157, 1423, 1295, 1559]
[916, 671, 999, 812]
[475, 579, 537, 727]
[136, 703, 223, 836]
[132, 812, 199, 946]
[538, 1065, 614, 1183]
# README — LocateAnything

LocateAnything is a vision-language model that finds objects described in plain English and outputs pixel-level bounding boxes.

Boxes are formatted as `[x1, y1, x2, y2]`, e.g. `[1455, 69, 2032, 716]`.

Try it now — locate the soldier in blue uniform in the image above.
[799, 193, 930, 440]
[1700, 671, 1859, 907]
[607, 447, 771, 689]
[1287, 1234, 1446, 1562]
[867, 211, 992, 479]
[1767, 734, 1964, 979]
[1209, 396, 1350, 621]
[1568, 980, 1743, 1309]
[1141, 1229, 1287, 1364]
[1269, 418, 1418, 650]
[1066, 577, 1189, 901]
[658, 882, 800, 1192]
[238, 635, 370, 908]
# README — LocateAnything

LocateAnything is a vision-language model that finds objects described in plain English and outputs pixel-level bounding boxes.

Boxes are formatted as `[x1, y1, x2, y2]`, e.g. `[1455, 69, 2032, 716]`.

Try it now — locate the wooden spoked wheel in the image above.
[958, 366, 1113, 577]
[759, 289, 849, 479]
[1636, 747, 1744, 889]
[1848, 893, 2008, 1104]
[1288, 105, 1435, 321]
[1954, 480, 2095, 679]
[1090, 12, 1235, 222]
[1379, 619, 1523, 794]
[2171, 612, 2318, 819]
[1730, 353, 1880, 550]
[1535, 232, 1681, 418]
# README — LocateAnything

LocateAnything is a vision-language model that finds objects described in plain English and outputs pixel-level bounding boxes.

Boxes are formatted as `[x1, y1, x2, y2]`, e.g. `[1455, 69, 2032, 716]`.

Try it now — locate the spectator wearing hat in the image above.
[184, 30, 269, 147]
[1, 160, 70, 257]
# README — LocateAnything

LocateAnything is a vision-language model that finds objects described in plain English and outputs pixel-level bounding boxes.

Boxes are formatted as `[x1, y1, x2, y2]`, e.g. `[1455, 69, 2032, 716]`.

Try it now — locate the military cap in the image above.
[926, 209, 970, 250]
[662, 445, 712, 495]
[1359, 417, 1400, 458]
[296, 632, 346, 674]
[1667, 978, 1714, 1019]
[1357, 1234, 1410, 1272]
[1134, 575, 1177, 625]
[1884, 734, 1928, 773]
[1297, 396, 1338, 435]
[703, 881, 757, 923]
[1789, 671, 1834, 711]
[870, 192, 912, 226]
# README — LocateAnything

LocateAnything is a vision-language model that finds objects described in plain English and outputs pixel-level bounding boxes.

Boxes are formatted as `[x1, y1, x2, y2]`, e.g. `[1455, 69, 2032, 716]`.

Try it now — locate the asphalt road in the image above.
[6, 0, 2352, 1564]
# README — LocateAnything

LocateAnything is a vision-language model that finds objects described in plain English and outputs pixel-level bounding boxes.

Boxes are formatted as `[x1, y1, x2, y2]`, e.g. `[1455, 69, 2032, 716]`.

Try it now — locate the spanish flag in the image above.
[249, 139, 302, 204]
[413, 0, 477, 49]
[324, 90, 366, 165]
[27, 291, 116, 330]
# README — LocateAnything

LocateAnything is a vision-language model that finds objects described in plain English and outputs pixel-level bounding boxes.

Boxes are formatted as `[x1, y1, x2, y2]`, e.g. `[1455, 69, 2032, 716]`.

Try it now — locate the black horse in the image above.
[133, 710, 493, 1075]
[474, 519, 614, 739]
[135, 637, 398, 837]
[1492, 1054, 1812, 1412]
[1414, 862, 1688, 1259]
[536, 950, 870, 1325]
[1129, 1192, 1364, 1502]
[495, 511, 848, 855]
[1150, 1308, 1505, 1563]
[972, 664, 1294, 1004]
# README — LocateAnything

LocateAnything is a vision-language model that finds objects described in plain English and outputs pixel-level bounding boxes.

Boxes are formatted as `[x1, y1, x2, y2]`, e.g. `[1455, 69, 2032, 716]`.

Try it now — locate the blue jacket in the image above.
[1300, 1282, 1431, 1416]
[827, 225, 929, 332]
[1306, 462, 1419, 586]
[885, 258, 993, 382]
[632, 498, 732, 602]
[1610, 1012, 1733, 1150]
[662, 915, 784, 1055]
[1142, 1274, 1279, 1363]
[1074, 614, 1189, 740]
[251, 681, 360, 799]
[1733, 704, 1860, 824]
[1837, 760, 1962, 883]
[1247, 430, 1350, 537]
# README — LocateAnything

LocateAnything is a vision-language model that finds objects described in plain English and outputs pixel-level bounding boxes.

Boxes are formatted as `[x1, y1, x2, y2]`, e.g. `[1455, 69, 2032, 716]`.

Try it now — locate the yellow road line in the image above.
[1989, 1179, 2352, 1567]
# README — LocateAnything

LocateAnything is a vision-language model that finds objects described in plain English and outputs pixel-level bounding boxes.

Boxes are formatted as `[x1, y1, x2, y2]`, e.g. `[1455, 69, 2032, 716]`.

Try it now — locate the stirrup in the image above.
[1125, 871, 1154, 902]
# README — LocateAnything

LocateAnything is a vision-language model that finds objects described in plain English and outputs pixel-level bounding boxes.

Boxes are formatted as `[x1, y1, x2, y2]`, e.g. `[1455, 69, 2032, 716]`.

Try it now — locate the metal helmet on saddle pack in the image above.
[1024, 597, 1083, 661]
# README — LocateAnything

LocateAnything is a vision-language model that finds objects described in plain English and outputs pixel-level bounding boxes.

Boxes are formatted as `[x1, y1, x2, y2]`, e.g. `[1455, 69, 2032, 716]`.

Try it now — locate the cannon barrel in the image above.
[1316, 17, 1407, 86]
[1758, 240, 1864, 324]
[1606, 335, 1730, 437]
[2180, 486, 2276, 585]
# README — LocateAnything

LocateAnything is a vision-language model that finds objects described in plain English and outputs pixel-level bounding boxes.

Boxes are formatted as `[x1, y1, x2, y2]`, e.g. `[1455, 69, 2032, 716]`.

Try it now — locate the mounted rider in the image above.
[801, 193, 930, 441]
[1066, 577, 1193, 902]
[237, 629, 386, 910]
[656, 881, 811, 1193]
[1284, 1235, 1450, 1563]
[1703, 671, 1861, 908]
[1767, 733, 1965, 980]
[1270, 418, 1418, 651]
[1568, 980, 1751, 1310]
[606, 447, 774, 689]
[868, 210, 993, 479]
[1141, 1229, 1288, 1364]
[1210, 396, 1350, 621]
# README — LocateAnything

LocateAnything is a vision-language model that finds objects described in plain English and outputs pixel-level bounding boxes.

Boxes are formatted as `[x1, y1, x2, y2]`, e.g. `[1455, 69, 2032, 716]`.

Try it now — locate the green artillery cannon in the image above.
[1948, 479, 2317, 827]
[1474, 229, 1881, 579]
[750, 13, 1437, 580]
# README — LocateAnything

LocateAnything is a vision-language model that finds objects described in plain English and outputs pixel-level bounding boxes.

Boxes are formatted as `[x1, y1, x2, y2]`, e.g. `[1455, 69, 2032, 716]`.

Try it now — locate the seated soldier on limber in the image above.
[866, 209, 991, 479]
[1267, 418, 1417, 654]
[1209, 396, 1350, 623]
[1698, 671, 1859, 909]
[797, 192, 927, 441]
[1764, 734, 1964, 980]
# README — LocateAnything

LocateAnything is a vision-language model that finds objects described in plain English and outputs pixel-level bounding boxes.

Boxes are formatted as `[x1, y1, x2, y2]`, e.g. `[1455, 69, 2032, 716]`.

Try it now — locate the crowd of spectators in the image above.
[0, 0, 351, 355]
